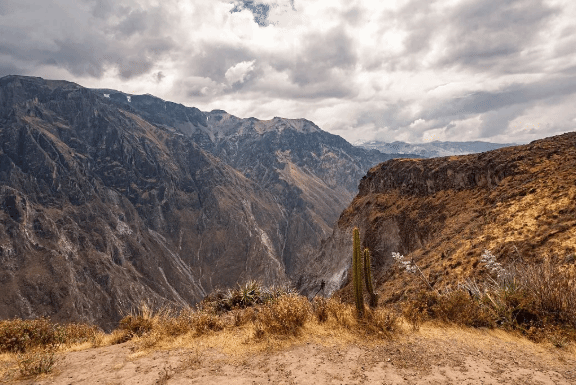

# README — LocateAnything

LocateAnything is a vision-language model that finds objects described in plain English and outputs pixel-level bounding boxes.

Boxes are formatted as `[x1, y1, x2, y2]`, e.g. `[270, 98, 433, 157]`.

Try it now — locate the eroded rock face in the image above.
[0, 76, 287, 328]
[301, 132, 576, 299]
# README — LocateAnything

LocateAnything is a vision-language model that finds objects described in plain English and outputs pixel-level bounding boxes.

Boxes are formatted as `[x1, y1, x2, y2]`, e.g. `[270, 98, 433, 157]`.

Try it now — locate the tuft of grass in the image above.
[360, 308, 399, 338]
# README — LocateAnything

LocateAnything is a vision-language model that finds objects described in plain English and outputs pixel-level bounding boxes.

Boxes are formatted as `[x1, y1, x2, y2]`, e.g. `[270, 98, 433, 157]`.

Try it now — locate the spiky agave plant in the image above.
[363, 248, 379, 308]
[353, 227, 364, 317]
[240, 280, 261, 307]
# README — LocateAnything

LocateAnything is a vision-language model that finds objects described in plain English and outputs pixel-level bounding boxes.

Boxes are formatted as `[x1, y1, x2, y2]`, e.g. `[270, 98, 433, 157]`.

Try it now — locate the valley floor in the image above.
[4, 324, 575, 385]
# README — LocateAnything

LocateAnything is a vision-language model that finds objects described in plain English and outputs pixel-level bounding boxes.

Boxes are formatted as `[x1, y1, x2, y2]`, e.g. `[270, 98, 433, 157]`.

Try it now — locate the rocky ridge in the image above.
[302, 132, 576, 299]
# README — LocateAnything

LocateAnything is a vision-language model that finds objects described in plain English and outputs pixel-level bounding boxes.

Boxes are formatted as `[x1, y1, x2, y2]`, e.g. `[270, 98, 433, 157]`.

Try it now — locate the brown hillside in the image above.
[300, 131, 576, 300]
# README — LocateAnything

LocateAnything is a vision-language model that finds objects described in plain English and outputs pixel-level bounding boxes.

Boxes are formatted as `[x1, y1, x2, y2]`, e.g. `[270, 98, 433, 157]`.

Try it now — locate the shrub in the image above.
[202, 281, 296, 313]
[255, 295, 311, 337]
[16, 349, 58, 377]
[361, 308, 399, 338]
[0, 318, 99, 353]
[400, 252, 576, 342]
[193, 311, 225, 335]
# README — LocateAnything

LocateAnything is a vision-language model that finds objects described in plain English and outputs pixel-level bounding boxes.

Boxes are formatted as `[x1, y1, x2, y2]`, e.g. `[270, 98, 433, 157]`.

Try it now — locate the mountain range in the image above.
[355, 140, 516, 158]
[0, 75, 412, 328]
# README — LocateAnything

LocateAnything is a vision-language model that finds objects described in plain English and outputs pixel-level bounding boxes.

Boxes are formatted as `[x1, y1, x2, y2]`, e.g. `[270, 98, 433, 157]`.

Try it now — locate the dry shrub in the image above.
[517, 261, 576, 326]
[59, 323, 101, 346]
[402, 291, 438, 330]
[115, 304, 156, 343]
[255, 295, 311, 337]
[361, 308, 399, 338]
[0, 318, 57, 353]
[312, 297, 329, 323]
[312, 297, 355, 328]
[432, 291, 494, 328]
[193, 311, 225, 335]
[401, 259, 576, 343]
[153, 308, 195, 338]
[233, 307, 257, 327]
[402, 290, 493, 329]
[118, 315, 154, 339]
[0, 318, 100, 353]
[16, 348, 58, 377]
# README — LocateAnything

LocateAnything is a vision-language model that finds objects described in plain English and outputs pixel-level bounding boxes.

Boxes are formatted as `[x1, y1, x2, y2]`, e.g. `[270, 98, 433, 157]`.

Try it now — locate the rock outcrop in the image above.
[302, 132, 576, 299]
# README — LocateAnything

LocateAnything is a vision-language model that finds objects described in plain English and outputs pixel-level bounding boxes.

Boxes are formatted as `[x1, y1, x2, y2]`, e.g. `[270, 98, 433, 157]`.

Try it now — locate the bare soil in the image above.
[3, 325, 574, 385]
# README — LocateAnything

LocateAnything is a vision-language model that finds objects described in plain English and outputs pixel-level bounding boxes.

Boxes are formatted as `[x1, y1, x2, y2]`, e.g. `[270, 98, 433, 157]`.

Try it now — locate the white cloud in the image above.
[225, 60, 256, 85]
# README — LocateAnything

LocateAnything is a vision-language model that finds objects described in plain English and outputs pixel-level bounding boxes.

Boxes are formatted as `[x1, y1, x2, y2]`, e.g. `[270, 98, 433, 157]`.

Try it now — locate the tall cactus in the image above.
[352, 227, 364, 317]
[363, 248, 379, 308]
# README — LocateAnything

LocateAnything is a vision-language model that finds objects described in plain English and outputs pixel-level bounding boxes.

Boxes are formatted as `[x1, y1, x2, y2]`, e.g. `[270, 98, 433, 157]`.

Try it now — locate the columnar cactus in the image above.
[352, 227, 364, 317]
[363, 248, 379, 308]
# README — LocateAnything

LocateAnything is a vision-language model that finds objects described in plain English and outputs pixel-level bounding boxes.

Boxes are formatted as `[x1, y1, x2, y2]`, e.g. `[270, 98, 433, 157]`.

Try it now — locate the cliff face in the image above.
[302, 132, 576, 299]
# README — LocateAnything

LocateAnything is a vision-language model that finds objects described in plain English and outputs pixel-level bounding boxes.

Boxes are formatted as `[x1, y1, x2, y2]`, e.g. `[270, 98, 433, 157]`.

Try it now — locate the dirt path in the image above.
[6, 326, 576, 385]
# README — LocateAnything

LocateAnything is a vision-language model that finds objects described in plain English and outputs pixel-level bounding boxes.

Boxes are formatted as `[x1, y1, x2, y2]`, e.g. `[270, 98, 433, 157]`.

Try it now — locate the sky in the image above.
[1, 0, 575, 144]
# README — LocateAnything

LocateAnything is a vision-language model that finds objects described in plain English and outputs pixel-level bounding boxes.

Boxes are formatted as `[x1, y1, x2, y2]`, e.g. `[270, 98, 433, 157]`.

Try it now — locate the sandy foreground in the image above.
[3, 325, 575, 385]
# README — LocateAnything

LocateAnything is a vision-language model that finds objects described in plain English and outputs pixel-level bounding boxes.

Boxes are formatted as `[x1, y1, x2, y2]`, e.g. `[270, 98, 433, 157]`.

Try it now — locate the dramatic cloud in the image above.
[1, 0, 575, 144]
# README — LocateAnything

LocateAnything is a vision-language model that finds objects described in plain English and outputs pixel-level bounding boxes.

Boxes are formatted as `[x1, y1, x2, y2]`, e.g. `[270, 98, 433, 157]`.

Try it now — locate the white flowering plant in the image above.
[391, 252, 433, 290]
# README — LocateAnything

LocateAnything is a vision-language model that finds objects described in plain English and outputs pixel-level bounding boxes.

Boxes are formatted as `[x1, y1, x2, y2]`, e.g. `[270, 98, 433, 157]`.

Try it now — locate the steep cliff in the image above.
[302, 132, 576, 299]
[91, 89, 409, 278]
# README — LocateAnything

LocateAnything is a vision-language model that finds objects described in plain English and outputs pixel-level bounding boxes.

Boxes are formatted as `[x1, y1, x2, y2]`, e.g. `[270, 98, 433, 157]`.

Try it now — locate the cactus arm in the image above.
[363, 248, 379, 308]
[353, 228, 364, 317]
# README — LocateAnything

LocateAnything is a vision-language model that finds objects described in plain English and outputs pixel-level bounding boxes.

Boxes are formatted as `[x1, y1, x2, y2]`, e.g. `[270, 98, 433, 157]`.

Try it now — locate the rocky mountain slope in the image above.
[356, 140, 515, 158]
[91, 88, 405, 277]
[0, 75, 411, 327]
[301, 132, 576, 298]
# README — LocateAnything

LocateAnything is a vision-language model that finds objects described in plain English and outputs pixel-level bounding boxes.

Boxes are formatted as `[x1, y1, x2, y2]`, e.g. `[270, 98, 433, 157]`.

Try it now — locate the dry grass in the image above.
[0, 318, 101, 353]
[106, 285, 402, 355]
[0, 269, 571, 380]
[401, 259, 576, 343]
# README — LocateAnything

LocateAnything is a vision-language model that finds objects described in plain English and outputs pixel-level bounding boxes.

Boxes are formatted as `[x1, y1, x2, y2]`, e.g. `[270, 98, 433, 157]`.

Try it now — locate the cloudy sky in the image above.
[1, 0, 575, 144]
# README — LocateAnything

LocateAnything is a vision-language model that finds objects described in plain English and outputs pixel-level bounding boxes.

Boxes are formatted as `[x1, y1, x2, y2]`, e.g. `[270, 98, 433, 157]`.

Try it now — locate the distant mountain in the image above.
[355, 140, 516, 158]
[0, 75, 416, 328]
[300, 132, 576, 299]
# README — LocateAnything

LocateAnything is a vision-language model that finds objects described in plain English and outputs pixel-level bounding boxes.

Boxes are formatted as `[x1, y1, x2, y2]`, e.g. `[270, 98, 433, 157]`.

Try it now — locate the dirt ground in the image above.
[3, 325, 575, 385]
